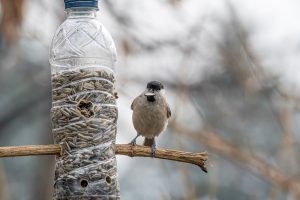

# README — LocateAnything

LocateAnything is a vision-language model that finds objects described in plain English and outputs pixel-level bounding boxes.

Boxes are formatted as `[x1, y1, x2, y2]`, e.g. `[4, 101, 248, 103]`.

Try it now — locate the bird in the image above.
[129, 81, 171, 157]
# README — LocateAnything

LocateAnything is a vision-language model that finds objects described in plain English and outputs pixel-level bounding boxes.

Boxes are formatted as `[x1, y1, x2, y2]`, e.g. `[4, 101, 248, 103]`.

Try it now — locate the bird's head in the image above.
[144, 81, 165, 102]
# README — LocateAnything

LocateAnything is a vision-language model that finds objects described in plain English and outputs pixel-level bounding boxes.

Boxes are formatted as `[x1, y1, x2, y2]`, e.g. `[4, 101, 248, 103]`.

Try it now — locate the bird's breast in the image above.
[132, 98, 168, 138]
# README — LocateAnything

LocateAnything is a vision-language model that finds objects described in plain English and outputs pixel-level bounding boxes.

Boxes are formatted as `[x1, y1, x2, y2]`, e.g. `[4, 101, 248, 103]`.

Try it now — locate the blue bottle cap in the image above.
[64, 0, 98, 9]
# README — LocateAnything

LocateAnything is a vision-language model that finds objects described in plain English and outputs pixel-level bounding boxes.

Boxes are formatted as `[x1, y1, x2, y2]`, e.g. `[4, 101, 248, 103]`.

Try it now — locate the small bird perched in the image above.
[130, 81, 171, 157]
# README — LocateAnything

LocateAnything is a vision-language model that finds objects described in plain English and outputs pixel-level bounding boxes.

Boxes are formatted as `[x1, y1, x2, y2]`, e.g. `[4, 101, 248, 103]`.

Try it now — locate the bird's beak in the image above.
[145, 92, 155, 97]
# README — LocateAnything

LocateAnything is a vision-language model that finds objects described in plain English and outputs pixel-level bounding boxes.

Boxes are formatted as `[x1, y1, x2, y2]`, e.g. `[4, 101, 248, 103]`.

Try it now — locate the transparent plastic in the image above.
[49, 8, 119, 200]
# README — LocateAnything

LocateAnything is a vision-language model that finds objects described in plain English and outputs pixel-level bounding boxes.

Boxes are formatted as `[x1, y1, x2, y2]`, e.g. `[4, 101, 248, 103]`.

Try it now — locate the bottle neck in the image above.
[66, 8, 97, 18]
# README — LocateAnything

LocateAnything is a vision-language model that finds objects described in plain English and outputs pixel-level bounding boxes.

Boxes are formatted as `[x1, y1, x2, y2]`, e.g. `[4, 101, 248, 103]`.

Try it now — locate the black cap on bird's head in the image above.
[146, 81, 164, 91]
[145, 81, 164, 102]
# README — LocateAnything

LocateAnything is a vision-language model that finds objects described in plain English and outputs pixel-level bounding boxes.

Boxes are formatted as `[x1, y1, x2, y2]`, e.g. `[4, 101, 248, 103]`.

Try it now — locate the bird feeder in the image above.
[49, 0, 120, 199]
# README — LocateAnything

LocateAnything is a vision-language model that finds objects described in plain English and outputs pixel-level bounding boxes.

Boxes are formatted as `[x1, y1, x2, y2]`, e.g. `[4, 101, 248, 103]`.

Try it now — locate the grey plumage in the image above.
[130, 81, 171, 155]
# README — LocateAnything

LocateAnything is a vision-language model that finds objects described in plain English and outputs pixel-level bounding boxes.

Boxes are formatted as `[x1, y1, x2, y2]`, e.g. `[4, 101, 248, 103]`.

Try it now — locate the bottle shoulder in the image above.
[49, 17, 117, 67]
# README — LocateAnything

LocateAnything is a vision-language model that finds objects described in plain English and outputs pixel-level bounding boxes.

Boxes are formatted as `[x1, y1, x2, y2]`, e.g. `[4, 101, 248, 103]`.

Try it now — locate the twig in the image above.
[0, 144, 62, 157]
[0, 144, 208, 173]
[116, 145, 208, 172]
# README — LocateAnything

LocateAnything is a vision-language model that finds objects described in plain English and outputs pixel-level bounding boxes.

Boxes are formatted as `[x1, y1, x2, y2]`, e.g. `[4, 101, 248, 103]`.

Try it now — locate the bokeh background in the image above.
[1, 0, 300, 199]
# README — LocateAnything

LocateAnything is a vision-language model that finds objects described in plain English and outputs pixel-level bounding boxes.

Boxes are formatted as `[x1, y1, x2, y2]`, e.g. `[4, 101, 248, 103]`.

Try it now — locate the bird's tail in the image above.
[143, 138, 154, 147]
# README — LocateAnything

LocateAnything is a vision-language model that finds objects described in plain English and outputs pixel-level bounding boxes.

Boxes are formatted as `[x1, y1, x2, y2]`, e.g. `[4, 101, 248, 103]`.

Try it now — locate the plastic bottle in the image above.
[49, 0, 119, 199]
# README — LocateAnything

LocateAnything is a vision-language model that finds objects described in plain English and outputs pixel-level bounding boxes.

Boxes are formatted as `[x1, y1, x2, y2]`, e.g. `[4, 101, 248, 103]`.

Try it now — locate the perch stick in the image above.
[0, 144, 208, 173]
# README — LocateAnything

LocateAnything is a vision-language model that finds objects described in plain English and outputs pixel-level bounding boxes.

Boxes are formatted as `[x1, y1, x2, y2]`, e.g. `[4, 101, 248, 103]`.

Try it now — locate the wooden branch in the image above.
[0, 144, 208, 173]
[116, 144, 208, 172]
[0, 144, 62, 157]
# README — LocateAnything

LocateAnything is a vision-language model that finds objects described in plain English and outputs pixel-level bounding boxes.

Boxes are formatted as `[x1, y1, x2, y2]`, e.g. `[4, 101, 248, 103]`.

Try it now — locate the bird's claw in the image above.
[129, 139, 137, 146]
[151, 143, 157, 158]
[129, 134, 140, 146]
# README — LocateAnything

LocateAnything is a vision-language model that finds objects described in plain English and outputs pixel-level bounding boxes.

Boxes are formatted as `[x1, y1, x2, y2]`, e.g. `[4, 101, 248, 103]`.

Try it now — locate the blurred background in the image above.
[1, 0, 300, 199]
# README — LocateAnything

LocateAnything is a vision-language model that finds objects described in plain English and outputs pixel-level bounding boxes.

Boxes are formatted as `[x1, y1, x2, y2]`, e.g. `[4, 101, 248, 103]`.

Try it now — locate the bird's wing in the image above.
[131, 96, 139, 110]
[167, 103, 171, 118]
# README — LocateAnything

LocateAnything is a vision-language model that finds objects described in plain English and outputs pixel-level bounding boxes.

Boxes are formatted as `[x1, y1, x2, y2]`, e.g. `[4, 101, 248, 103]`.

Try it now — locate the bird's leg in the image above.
[151, 139, 157, 158]
[129, 133, 140, 146]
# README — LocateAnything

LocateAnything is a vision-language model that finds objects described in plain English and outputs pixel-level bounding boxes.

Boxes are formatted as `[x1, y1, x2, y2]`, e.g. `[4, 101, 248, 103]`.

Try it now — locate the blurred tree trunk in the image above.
[0, 162, 10, 200]
[0, 0, 24, 44]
